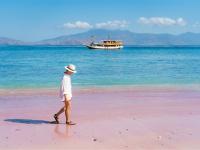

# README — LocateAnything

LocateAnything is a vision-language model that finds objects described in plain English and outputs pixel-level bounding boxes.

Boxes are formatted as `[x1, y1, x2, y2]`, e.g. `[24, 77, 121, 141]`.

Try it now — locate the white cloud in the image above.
[63, 21, 93, 29]
[95, 20, 128, 29]
[176, 18, 187, 26]
[138, 17, 186, 26]
[62, 20, 129, 30]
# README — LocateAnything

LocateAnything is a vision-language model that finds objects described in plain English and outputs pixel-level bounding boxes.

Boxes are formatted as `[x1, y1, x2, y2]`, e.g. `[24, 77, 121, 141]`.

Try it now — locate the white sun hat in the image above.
[65, 64, 77, 73]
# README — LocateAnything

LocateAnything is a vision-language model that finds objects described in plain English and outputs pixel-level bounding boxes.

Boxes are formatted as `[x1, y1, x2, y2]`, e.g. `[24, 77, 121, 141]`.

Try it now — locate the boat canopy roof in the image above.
[102, 40, 123, 45]
[102, 40, 122, 42]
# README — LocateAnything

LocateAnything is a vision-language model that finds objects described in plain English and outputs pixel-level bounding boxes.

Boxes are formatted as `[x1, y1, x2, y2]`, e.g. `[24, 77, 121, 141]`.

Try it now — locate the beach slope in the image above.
[1, 86, 200, 150]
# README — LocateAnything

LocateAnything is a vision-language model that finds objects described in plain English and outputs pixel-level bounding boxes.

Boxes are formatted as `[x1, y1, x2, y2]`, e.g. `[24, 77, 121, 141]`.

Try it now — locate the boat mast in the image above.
[90, 35, 95, 44]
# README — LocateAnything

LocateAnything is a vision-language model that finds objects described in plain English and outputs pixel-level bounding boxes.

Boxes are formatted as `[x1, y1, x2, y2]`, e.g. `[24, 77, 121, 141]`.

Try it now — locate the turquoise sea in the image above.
[1, 46, 200, 89]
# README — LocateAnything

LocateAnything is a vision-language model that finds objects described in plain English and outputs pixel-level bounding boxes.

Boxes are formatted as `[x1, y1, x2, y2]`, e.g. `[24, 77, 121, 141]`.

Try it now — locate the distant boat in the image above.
[86, 40, 123, 50]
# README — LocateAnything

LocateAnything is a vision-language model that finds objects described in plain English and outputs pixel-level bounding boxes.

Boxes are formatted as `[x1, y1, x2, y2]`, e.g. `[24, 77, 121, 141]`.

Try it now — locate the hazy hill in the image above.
[36, 29, 200, 46]
[1, 29, 200, 46]
[0, 37, 24, 45]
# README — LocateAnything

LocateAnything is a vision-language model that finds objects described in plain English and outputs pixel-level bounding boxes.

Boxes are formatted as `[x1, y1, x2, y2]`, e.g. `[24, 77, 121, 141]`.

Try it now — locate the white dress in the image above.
[59, 74, 72, 102]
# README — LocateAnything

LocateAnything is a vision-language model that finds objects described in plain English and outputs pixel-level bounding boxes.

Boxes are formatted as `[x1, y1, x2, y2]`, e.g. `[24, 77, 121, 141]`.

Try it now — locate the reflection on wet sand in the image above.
[54, 124, 72, 138]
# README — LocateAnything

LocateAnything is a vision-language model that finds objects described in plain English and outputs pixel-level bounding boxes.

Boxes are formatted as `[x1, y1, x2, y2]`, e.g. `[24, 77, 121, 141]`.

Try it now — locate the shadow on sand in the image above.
[4, 119, 53, 124]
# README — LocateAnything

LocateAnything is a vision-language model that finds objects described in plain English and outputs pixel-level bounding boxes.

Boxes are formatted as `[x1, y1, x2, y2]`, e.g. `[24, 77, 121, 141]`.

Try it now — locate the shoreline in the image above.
[1, 84, 200, 96]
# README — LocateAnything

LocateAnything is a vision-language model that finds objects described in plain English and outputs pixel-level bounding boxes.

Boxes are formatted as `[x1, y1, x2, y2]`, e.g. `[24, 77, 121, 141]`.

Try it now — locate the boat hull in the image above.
[86, 45, 123, 50]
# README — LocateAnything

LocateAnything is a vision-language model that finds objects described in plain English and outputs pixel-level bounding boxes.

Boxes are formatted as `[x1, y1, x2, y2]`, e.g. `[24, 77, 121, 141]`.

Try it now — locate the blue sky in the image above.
[0, 0, 200, 41]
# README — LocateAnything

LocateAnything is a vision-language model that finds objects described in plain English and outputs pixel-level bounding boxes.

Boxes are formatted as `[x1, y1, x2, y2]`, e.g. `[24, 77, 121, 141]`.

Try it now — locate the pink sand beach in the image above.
[1, 85, 200, 150]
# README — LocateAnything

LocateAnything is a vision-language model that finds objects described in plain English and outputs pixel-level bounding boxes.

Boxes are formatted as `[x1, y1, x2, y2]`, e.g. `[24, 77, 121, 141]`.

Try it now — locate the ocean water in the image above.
[1, 46, 200, 89]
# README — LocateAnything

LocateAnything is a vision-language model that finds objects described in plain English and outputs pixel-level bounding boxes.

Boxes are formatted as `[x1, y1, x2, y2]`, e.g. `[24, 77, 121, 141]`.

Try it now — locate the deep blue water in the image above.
[1, 46, 200, 89]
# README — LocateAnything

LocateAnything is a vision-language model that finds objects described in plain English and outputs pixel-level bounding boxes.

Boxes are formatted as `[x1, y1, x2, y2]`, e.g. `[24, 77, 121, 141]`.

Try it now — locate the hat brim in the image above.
[65, 66, 77, 73]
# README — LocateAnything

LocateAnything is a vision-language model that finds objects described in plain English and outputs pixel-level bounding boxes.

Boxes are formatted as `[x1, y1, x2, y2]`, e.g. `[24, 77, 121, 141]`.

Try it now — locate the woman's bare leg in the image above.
[56, 106, 65, 117]
[64, 100, 71, 123]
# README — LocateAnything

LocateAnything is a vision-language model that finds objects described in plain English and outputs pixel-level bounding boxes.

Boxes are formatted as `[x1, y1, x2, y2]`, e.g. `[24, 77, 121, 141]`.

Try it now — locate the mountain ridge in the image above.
[0, 37, 25, 45]
[1, 29, 200, 46]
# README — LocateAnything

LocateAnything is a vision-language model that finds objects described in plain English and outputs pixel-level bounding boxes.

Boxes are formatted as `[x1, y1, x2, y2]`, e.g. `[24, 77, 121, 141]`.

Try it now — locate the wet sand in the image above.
[1, 86, 200, 150]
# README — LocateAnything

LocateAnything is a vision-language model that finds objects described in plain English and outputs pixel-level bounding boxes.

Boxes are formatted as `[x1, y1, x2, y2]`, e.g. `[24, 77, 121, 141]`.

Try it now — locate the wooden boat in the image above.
[86, 40, 123, 50]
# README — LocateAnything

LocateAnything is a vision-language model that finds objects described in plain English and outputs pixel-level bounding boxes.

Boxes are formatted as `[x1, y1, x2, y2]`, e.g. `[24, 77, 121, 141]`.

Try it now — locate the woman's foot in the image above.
[66, 121, 76, 125]
[54, 114, 59, 124]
